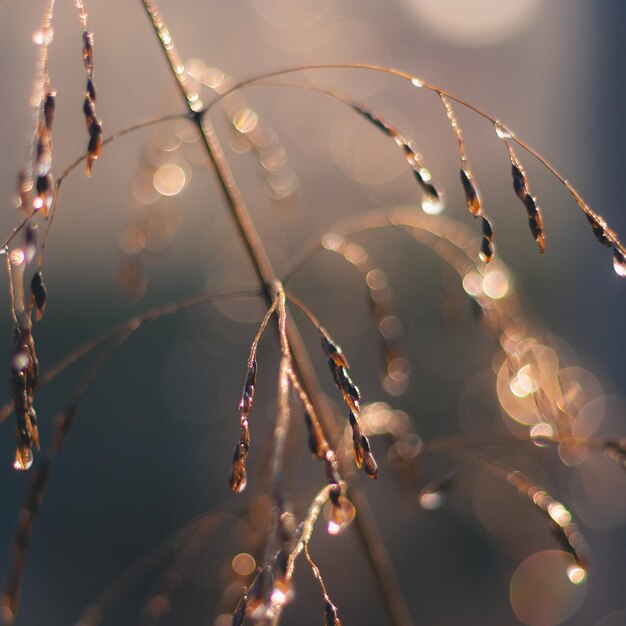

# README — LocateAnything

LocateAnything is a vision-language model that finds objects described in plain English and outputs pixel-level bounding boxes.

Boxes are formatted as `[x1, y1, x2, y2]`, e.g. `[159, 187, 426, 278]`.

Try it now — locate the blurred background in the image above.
[0, 1, 625, 625]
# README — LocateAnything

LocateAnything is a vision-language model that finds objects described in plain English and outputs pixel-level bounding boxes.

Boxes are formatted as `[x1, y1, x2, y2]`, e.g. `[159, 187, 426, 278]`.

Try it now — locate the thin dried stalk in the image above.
[138, 513, 229, 626]
[429, 445, 590, 570]
[303, 544, 342, 626]
[230, 297, 279, 493]
[139, 5, 413, 624]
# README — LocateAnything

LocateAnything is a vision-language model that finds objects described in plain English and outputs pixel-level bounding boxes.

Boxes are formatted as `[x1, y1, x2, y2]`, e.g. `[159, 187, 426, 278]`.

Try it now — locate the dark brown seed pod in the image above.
[86, 78, 96, 102]
[511, 163, 526, 200]
[412, 169, 440, 202]
[43, 90, 56, 131]
[30, 271, 47, 321]
[36, 172, 53, 196]
[10, 327, 41, 470]
[585, 213, 611, 247]
[350, 104, 393, 137]
[348, 410, 364, 468]
[83, 96, 96, 124]
[479, 216, 495, 263]
[350, 102, 441, 205]
[479, 238, 494, 263]
[509, 158, 546, 253]
[327, 360, 361, 413]
[88, 118, 103, 142]
[229, 444, 248, 493]
[321, 335, 349, 369]
[360, 434, 378, 479]
[460, 167, 481, 217]
[86, 120, 103, 176]
[35, 172, 54, 217]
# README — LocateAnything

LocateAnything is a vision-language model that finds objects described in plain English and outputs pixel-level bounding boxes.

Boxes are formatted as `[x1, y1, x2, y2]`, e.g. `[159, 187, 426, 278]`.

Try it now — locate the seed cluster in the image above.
[82, 31, 102, 176]
[507, 144, 546, 254]
[439, 94, 496, 263]
[349, 103, 441, 209]
[322, 335, 378, 479]
[10, 327, 40, 471]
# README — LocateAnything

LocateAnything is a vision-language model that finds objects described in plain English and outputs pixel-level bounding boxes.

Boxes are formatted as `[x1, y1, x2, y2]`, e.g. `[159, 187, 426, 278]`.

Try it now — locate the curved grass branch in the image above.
[200, 63, 626, 269]
[0, 288, 260, 428]
[428, 444, 590, 571]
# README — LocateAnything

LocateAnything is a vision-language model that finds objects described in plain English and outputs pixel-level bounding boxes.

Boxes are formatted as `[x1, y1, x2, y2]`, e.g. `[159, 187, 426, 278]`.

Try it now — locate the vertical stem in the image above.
[139, 3, 413, 624]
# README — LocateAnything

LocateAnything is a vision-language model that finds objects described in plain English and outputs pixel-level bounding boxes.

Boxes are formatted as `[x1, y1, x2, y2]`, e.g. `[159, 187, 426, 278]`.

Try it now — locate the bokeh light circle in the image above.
[509, 550, 586, 626]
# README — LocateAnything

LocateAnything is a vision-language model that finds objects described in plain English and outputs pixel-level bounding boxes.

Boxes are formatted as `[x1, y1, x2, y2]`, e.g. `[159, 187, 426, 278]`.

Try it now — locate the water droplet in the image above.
[232, 108, 258, 135]
[419, 491, 446, 510]
[612, 252, 626, 277]
[494, 122, 512, 139]
[411, 77, 424, 88]
[419, 167, 432, 182]
[567, 565, 587, 585]
[530, 423, 554, 446]
[324, 497, 355, 535]
[421, 196, 443, 215]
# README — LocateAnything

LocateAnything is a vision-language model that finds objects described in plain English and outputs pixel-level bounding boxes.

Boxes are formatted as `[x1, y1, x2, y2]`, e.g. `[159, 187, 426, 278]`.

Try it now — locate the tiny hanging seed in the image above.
[360, 434, 378, 479]
[43, 91, 56, 131]
[229, 445, 248, 493]
[30, 270, 47, 321]
[479, 216, 495, 263]
[321, 335, 349, 369]
[509, 157, 546, 254]
[460, 167, 481, 217]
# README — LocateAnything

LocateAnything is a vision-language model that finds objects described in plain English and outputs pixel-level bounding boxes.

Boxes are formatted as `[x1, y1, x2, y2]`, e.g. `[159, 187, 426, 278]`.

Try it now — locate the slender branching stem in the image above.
[4, 253, 19, 332]
[139, 3, 414, 624]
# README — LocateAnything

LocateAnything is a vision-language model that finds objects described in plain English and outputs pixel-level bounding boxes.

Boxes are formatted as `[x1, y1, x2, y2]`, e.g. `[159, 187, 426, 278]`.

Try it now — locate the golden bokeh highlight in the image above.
[231, 552, 256, 576]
